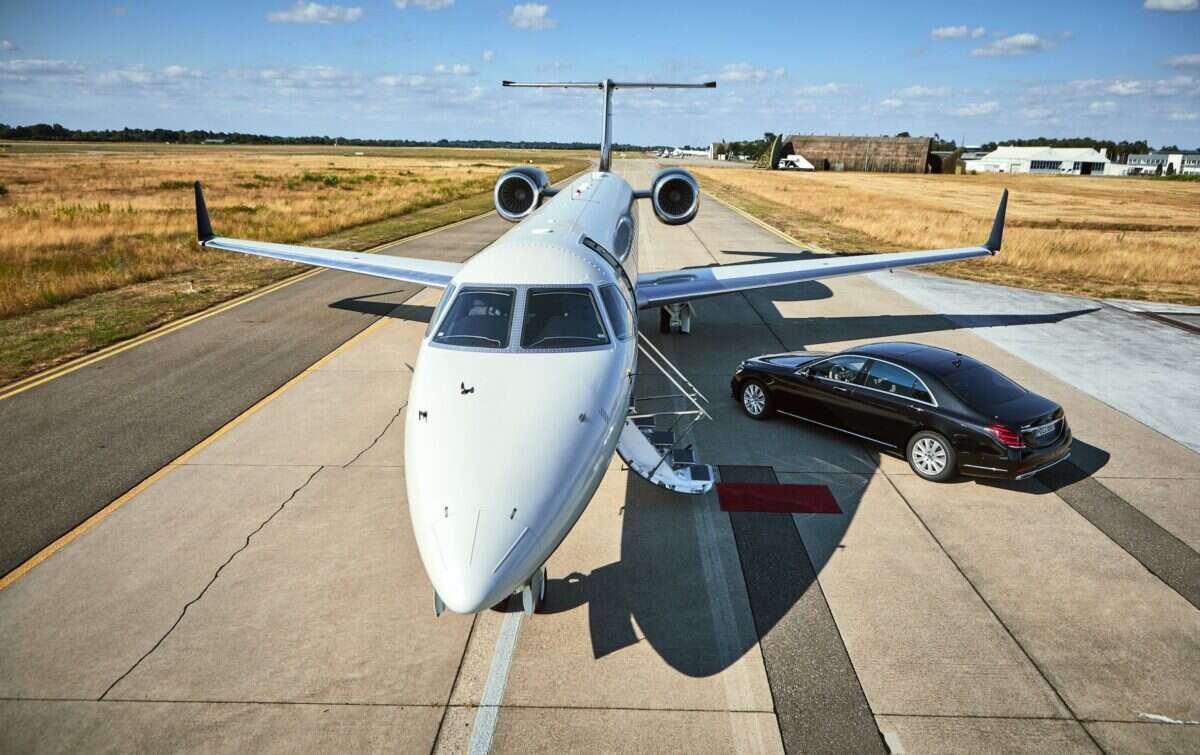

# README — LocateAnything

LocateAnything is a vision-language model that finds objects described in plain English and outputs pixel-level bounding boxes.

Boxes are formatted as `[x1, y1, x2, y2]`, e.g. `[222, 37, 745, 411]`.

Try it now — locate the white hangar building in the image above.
[975, 146, 1110, 176]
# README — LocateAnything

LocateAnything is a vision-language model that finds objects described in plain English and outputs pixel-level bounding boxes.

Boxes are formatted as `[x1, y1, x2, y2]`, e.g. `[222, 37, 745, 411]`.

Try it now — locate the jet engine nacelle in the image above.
[494, 166, 551, 222]
[650, 168, 700, 226]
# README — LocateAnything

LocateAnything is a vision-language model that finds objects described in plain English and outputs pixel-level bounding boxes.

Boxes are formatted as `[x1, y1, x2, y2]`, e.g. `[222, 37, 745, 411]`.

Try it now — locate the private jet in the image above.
[192, 79, 1007, 616]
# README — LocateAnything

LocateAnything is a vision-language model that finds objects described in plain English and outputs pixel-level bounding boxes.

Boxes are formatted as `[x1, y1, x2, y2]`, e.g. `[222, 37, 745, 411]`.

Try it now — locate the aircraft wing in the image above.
[194, 182, 460, 288]
[636, 190, 1006, 309]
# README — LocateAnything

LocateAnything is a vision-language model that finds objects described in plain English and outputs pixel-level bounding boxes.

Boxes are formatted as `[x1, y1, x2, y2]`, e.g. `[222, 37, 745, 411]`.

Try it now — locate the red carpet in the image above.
[716, 483, 841, 514]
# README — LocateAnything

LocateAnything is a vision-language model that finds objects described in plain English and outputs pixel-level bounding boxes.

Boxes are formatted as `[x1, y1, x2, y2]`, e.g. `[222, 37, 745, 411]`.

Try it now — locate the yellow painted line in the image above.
[0, 316, 394, 592]
[0, 208, 496, 403]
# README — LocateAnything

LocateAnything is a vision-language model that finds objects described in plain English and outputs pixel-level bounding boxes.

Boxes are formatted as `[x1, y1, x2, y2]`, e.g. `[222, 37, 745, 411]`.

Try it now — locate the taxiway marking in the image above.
[468, 610, 524, 755]
[0, 316, 395, 592]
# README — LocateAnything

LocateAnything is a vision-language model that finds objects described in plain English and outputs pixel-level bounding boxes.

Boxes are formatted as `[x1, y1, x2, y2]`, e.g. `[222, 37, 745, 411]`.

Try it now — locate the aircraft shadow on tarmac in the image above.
[530, 295, 1106, 676]
[330, 292, 434, 322]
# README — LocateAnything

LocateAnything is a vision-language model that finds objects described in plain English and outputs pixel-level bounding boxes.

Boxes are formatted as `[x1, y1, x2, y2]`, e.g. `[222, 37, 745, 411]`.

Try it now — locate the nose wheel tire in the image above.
[906, 431, 957, 482]
[740, 379, 773, 420]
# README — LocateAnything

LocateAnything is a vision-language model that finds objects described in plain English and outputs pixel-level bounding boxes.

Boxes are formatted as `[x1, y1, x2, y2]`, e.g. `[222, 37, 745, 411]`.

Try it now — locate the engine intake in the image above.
[650, 168, 700, 225]
[494, 166, 550, 222]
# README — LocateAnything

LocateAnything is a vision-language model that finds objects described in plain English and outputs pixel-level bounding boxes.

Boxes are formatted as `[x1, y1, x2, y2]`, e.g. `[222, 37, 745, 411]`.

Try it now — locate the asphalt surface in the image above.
[1, 160, 1197, 753]
[0, 212, 511, 576]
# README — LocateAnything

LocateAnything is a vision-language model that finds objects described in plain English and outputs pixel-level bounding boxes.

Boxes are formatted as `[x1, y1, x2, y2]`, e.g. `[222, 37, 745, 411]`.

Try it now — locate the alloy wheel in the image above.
[743, 383, 766, 416]
[912, 437, 947, 476]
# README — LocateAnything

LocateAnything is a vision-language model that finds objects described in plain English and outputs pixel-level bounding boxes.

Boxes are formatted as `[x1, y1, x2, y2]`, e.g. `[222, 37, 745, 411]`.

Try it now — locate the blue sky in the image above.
[2, 1, 1198, 147]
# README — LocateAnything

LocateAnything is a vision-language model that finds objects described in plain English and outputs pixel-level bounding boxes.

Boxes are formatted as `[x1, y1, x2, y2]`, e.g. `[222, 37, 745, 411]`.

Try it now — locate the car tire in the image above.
[739, 379, 773, 420]
[906, 430, 957, 482]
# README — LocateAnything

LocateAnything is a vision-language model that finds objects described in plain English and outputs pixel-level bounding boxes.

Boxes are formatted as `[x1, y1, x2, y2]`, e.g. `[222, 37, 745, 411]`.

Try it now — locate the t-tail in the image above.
[502, 79, 716, 172]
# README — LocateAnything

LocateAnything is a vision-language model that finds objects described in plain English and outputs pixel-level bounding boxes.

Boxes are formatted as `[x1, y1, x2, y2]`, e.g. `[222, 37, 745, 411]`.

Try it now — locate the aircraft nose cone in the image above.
[431, 509, 530, 614]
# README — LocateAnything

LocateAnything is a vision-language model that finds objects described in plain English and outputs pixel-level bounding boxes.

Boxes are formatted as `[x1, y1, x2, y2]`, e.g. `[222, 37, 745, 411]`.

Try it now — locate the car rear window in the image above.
[942, 364, 1026, 410]
[865, 361, 932, 403]
[522, 288, 610, 349]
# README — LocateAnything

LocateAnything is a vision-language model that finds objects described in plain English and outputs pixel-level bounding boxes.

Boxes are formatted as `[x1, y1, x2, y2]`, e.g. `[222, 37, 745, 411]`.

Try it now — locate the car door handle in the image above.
[832, 385, 849, 393]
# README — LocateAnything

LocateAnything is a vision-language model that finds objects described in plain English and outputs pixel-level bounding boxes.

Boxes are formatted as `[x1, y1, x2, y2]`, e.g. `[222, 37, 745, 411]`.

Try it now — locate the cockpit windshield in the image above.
[432, 288, 515, 348]
[521, 288, 610, 350]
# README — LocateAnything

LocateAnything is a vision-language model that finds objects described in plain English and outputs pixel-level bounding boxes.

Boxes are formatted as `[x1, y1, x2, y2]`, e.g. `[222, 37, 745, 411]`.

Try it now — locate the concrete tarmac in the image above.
[1, 160, 1197, 753]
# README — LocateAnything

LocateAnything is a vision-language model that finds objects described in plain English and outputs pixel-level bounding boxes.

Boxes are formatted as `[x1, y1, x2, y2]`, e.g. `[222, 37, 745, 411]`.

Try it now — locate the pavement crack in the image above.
[344, 403, 406, 468]
[98, 465, 326, 701]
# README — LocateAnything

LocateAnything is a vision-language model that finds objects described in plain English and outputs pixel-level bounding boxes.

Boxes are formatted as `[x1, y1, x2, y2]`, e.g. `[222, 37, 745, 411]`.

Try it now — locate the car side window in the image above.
[809, 356, 867, 384]
[865, 360, 929, 402]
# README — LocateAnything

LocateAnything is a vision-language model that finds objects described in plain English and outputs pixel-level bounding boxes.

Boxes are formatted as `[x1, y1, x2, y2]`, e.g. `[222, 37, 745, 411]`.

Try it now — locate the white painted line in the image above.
[882, 730, 907, 754]
[468, 610, 524, 755]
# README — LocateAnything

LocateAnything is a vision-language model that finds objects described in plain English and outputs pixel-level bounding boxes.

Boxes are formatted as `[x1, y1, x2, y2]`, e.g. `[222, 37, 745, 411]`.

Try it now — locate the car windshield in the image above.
[432, 288, 514, 349]
[942, 364, 1026, 409]
[521, 288, 610, 349]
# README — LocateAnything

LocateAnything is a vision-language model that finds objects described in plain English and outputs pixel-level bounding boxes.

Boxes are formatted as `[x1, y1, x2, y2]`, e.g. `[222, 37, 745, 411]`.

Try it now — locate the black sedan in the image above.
[730, 342, 1071, 482]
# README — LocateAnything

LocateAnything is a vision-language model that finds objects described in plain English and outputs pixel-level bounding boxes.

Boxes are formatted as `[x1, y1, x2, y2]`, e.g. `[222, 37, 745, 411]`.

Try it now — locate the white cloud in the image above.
[375, 73, 428, 88]
[718, 63, 787, 83]
[267, 2, 362, 24]
[508, 3, 557, 30]
[1144, 0, 1198, 10]
[1168, 111, 1199, 120]
[1167, 53, 1200, 68]
[880, 98, 904, 109]
[1106, 79, 1144, 96]
[1087, 100, 1117, 114]
[1021, 106, 1057, 121]
[972, 26, 986, 38]
[794, 82, 844, 95]
[162, 65, 202, 79]
[394, 0, 453, 8]
[0, 58, 85, 79]
[971, 32, 1053, 57]
[482, 49, 495, 63]
[897, 85, 950, 98]
[0, 40, 16, 51]
[434, 63, 473, 76]
[948, 101, 999, 116]
[931, 25, 969, 39]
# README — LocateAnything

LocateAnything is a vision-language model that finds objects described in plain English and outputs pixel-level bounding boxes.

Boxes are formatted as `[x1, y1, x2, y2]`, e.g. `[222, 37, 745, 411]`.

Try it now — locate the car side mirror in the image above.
[798, 368, 811, 379]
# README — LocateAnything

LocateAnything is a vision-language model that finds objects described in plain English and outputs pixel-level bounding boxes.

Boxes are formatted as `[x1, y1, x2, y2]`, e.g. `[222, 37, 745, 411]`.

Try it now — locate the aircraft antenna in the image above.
[502, 79, 716, 172]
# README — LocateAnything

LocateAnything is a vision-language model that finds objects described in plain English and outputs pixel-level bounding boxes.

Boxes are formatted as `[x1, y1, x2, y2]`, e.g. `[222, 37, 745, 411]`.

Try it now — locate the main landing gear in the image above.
[659, 302, 695, 334]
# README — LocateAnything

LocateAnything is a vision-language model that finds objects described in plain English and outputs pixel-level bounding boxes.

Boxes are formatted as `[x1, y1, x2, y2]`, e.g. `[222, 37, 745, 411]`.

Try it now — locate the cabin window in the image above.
[432, 288, 515, 349]
[598, 284, 632, 341]
[521, 288, 610, 349]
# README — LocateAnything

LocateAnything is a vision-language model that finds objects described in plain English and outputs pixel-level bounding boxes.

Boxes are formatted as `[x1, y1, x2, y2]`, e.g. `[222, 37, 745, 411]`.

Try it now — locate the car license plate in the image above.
[1035, 422, 1056, 437]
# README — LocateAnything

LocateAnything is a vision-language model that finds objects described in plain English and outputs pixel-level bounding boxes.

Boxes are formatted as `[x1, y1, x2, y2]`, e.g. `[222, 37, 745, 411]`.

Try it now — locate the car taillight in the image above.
[987, 423, 1025, 448]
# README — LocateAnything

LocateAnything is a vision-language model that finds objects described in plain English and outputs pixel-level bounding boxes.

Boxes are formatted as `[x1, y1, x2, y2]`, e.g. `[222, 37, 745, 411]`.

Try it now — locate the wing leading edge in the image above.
[636, 190, 1007, 309]
[194, 182, 461, 288]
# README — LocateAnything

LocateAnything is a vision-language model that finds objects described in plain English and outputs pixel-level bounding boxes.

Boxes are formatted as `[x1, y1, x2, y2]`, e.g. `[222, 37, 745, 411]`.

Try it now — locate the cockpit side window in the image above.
[432, 287, 515, 349]
[424, 284, 456, 338]
[598, 284, 632, 341]
[521, 288, 610, 350]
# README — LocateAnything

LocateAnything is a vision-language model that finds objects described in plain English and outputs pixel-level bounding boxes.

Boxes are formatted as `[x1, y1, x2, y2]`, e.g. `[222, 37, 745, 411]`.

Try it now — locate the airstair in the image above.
[616, 332, 715, 494]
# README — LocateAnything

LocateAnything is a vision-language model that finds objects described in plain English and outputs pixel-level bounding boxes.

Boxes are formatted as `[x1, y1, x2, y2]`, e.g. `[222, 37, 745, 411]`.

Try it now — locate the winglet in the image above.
[194, 181, 214, 243]
[985, 189, 1007, 254]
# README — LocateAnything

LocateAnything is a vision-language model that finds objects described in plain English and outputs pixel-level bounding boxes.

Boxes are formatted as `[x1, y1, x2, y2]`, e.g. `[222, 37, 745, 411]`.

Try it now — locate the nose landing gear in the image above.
[521, 566, 547, 615]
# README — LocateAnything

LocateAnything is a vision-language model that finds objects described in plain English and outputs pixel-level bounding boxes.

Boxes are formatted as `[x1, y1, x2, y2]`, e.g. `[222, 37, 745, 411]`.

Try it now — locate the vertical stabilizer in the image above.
[502, 79, 716, 172]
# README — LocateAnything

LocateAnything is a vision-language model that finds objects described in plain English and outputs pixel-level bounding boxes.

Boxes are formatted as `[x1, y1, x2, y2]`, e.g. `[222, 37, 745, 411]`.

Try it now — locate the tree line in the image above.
[0, 123, 646, 151]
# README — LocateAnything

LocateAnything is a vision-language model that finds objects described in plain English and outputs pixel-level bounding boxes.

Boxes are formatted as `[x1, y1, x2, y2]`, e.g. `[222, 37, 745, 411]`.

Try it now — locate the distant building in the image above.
[1127, 151, 1200, 176]
[974, 146, 1109, 176]
[780, 135, 932, 173]
[202, 138, 226, 144]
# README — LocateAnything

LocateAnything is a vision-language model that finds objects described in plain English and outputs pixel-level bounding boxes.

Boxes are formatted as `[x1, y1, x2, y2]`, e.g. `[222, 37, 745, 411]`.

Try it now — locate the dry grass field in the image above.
[0, 143, 586, 384]
[695, 168, 1200, 305]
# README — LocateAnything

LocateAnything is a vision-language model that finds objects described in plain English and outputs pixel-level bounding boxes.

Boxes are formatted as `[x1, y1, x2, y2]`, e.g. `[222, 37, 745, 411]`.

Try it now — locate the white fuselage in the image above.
[405, 171, 640, 613]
